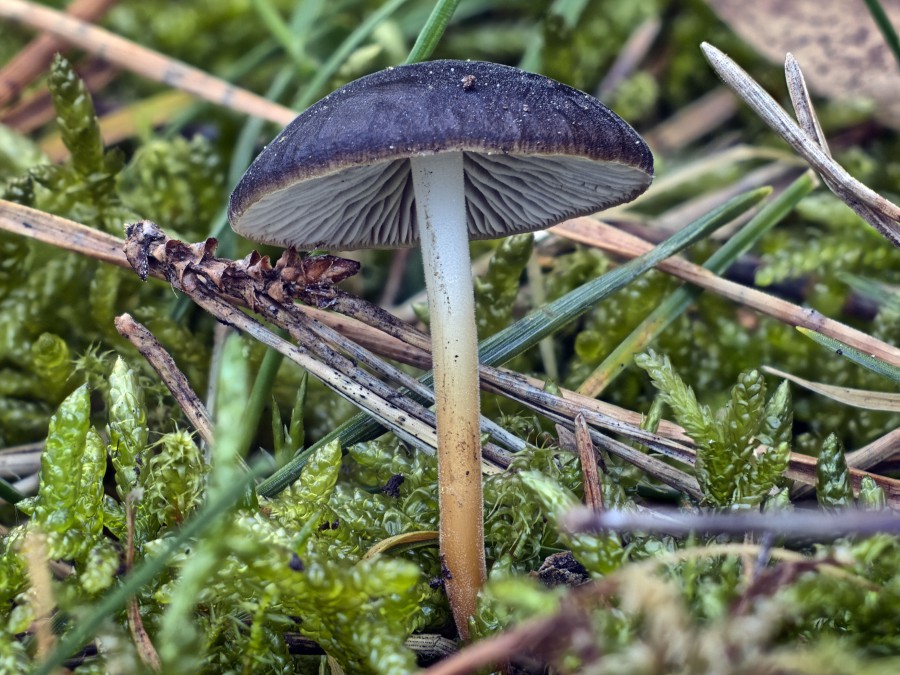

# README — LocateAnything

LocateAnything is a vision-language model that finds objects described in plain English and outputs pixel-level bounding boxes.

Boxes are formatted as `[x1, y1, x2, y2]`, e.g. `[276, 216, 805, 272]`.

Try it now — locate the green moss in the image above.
[1, 1, 900, 670]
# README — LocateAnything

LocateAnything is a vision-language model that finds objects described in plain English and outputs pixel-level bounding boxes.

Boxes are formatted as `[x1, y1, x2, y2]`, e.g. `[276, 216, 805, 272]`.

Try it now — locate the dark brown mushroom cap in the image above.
[229, 60, 653, 250]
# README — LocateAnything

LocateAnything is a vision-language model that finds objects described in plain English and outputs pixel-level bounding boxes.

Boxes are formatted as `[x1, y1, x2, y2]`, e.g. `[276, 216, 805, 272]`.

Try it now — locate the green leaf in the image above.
[268, 438, 342, 523]
[722, 368, 766, 466]
[634, 350, 720, 450]
[637, 353, 794, 508]
[48, 55, 104, 179]
[117, 135, 224, 239]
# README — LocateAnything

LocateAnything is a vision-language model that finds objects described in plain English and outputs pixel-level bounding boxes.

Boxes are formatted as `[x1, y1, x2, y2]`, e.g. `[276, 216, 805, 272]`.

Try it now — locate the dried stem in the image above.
[552, 216, 900, 367]
[575, 414, 604, 511]
[22, 532, 56, 661]
[0, 0, 296, 125]
[0, 0, 118, 108]
[5, 202, 897, 503]
[114, 314, 214, 447]
[2, 58, 118, 134]
[125, 494, 161, 671]
[564, 507, 900, 540]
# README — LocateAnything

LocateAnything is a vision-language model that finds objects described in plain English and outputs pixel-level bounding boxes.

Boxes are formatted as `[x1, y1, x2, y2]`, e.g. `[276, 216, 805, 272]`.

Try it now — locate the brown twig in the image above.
[4, 202, 896, 502]
[122, 221, 443, 455]
[114, 313, 214, 447]
[122, 221, 521, 463]
[0, 200, 430, 368]
[125, 493, 161, 671]
[575, 413, 604, 511]
[563, 507, 900, 540]
[551, 216, 900, 367]
[0, 0, 296, 125]
[423, 599, 594, 675]
[0, 0, 117, 109]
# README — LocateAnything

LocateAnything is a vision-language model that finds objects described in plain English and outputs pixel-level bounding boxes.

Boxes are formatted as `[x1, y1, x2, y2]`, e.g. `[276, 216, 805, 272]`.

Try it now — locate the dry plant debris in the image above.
[707, 0, 900, 128]
[0, 1, 899, 672]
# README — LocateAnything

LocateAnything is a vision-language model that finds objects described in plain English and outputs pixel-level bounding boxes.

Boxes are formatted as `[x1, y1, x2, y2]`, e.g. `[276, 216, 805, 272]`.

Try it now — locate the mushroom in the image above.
[228, 59, 653, 636]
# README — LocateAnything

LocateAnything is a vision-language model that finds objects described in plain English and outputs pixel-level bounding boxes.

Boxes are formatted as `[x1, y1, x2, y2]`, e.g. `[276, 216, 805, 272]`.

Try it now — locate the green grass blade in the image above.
[257, 187, 770, 496]
[477, 187, 772, 368]
[863, 0, 900, 70]
[0, 476, 24, 504]
[251, 0, 304, 62]
[839, 272, 900, 313]
[236, 332, 287, 458]
[797, 327, 900, 383]
[405, 0, 462, 64]
[579, 172, 816, 396]
[203, 0, 419, 457]
[293, 0, 410, 110]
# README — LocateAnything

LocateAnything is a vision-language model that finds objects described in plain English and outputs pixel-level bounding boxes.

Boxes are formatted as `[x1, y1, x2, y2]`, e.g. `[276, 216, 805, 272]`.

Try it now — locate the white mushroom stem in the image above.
[410, 152, 486, 638]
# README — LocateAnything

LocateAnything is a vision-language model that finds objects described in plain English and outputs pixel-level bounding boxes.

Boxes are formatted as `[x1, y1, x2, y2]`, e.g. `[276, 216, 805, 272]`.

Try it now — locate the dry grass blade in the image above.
[784, 53, 830, 156]
[630, 145, 802, 209]
[596, 16, 660, 99]
[701, 41, 900, 247]
[0, 0, 296, 125]
[782, 52, 900, 249]
[590, 431, 702, 499]
[0, 200, 432, 372]
[182, 278, 442, 454]
[480, 365, 900, 504]
[551, 216, 900, 367]
[120, 221, 519, 469]
[0, 0, 117, 108]
[845, 428, 900, 471]
[0, 198, 127, 265]
[0, 445, 41, 478]
[423, 600, 594, 675]
[763, 365, 900, 412]
[125, 495, 162, 672]
[575, 414, 604, 511]
[22, 532, 55, 661]
[5, 202, 896, 503]
[564, 507, 900, 539]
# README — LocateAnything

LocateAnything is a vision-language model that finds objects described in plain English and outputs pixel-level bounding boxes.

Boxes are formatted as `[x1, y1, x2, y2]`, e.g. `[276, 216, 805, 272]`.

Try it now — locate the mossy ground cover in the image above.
[1, 1, 899, 672]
